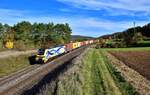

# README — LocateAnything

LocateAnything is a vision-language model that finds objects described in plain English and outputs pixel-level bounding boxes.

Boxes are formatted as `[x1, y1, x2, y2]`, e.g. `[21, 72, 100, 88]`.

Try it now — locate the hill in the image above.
[99, 23, 150, 39]
[71, 35, 94, 41]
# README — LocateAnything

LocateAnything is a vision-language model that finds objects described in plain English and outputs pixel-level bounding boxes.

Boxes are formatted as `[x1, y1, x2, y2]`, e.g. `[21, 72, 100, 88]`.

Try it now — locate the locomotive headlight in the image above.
[36, 55, 45, 60]
[42, 57, 45, 60]
[35, 56, 39, 61]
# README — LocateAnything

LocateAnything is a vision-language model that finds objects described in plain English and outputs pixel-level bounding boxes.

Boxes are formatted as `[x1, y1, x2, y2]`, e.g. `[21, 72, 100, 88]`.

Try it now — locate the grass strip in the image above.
[97, 50, 122, 95]
[38, 48, 138, 95]
[102, 51, 139, 95]
[100, 47, 150, 51]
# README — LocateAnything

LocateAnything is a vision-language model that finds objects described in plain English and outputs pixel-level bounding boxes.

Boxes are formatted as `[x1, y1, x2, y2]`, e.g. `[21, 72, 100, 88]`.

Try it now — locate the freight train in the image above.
[35, 39, 99, 64]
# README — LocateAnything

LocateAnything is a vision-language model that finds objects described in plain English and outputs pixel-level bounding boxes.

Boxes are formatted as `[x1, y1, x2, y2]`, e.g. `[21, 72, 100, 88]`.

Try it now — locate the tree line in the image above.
[99, 23, 150, 47]
[0, 21, 72, 50]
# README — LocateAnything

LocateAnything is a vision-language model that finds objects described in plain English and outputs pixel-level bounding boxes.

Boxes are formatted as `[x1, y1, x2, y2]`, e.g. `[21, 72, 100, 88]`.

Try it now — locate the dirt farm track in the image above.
[109, 51, 150, 80]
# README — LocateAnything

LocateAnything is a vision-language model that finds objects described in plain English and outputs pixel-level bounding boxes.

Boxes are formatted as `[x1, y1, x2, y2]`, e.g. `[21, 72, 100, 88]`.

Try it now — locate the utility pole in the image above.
[133, 21, 136, 34]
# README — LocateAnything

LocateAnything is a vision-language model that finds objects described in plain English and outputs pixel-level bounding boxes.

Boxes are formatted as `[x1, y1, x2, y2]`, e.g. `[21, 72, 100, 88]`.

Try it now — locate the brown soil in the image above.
[105, 52, 150, 95]
[109, 51, 150, 80]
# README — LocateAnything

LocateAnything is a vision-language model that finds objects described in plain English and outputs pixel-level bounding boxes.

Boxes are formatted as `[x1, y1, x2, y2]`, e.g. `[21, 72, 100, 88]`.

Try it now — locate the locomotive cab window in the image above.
[38, 49, 45, 55]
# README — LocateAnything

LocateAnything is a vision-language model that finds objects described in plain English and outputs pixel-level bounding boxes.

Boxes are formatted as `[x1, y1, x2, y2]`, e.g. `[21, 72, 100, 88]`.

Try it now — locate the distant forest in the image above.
[0, 21, 72, 50]
[98, 23, 150, 48]
[100, 23, 150, 39]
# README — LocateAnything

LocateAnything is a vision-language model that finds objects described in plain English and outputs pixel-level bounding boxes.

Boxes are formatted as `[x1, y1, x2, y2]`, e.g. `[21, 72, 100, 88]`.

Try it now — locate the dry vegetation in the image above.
[109, 51, 150, 80]
[106, 52, 150, 95]
[38, 48, 137, 95]
[0, 54, 31, 77]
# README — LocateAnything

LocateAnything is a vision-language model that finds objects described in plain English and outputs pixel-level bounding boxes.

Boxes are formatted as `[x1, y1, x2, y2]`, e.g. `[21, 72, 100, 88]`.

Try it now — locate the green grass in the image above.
[100, 47, 150, 51]
[139, 40, 150, 44]
[0, 54, 30, 77]
[135, 40, 150, 47]
[40, 48, 137, 95]
[81, 49, 136, 95]
[80, 49, 137, 95]
[102, 51, 138, 95]
[106, 40, 115, 44]
[94, 50, 122, 95]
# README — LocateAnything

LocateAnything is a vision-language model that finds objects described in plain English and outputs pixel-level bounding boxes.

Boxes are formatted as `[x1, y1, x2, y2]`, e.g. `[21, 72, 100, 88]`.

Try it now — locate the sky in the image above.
[0, 0, 150, 37]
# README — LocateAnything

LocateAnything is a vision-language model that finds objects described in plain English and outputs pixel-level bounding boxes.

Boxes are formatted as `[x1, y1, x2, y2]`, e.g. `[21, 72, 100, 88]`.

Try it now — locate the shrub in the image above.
[14, 40, 26, 51]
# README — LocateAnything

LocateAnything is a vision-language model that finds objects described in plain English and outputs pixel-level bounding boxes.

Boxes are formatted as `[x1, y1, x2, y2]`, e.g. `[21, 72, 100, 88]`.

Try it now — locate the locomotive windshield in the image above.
[38, 49, 45, 55]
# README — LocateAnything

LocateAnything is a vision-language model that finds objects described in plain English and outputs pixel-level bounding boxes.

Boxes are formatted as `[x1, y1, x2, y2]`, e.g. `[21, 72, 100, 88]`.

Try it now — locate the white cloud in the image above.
[0, 9, 27, 17]
[57, 0, 150, 15]
[0, 9, 149, 37]
[69, 17, 149, 35]
[24, 16, 148, 36]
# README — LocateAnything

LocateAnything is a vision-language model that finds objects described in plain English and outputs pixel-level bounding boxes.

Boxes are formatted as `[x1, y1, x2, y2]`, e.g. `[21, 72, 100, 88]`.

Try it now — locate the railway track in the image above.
[0, 46, 86, 95]
[0, 65, 40, 86]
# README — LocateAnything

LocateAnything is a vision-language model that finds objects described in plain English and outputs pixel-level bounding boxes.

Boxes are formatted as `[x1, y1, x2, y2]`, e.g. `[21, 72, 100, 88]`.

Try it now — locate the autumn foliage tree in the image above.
[0, 21, 72, 50]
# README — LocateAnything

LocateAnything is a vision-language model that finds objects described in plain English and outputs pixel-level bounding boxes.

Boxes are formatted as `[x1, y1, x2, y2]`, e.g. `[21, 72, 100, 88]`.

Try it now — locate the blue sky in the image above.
[0, 0, 150, 37]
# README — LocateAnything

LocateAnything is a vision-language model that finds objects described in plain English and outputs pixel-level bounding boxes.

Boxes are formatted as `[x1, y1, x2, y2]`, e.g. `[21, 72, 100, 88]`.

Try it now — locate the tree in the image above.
[0, 24, 14, 46]
[13, 21, 32, 42]
[31, 23, 49, 48]
[63, 23, 72, 42]
[0, 23, 3, 40]
[142, 23, 150, 37]
[3, 24, 11, 32]
[53, 23, 72, 44]
[132, 32, 143, 43]
[46, 23, 54, 40]
[0, 21, 72, 49]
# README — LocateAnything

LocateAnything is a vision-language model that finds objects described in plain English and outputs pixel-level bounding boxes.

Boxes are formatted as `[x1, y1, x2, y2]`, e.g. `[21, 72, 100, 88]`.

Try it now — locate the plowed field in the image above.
[109, 51, 150, 80]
